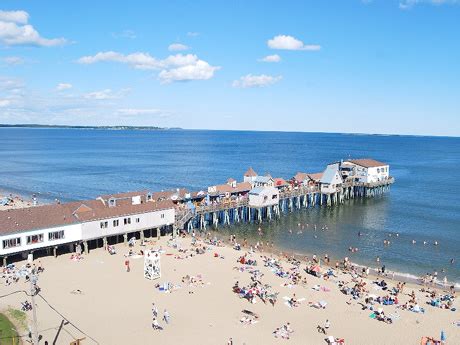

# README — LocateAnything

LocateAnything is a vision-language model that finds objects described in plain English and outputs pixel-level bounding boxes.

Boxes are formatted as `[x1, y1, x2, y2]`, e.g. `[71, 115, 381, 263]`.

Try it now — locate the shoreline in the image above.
[2, 233, 457, 344]
[208, 230, 460, 292]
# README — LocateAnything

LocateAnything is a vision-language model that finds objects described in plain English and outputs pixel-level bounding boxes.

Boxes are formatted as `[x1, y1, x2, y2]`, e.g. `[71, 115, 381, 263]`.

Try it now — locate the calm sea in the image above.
[0, 128, 459, 282]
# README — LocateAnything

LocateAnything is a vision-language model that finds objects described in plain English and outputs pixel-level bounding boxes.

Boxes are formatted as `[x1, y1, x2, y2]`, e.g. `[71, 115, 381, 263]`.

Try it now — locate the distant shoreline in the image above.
[0, 124, 182, 131]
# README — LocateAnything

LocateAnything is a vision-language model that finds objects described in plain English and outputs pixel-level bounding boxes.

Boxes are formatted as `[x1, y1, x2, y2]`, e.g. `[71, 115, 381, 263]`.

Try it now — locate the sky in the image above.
[0, 0, 459, 136]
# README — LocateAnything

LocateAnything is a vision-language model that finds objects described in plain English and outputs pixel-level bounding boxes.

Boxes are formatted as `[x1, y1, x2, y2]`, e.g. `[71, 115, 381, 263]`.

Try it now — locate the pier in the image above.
[177, 177, 395, 233]
[0, 157, 394, 263]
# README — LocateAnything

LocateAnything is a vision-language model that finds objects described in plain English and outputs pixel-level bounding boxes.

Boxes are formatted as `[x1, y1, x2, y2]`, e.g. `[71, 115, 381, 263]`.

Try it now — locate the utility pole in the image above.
[30, 272, 39, 345]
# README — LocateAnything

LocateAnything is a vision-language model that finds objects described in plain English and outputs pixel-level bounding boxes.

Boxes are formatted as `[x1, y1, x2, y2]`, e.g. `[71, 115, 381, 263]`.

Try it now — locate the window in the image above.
[124, 217, 131, 225]
[113, 219, 119, 227]
[26, 234, 44, 245]
[160, 213, 165, 219]
[48, 230, 65, 241]
[100, 221, 108, 229]
[136, 218, 140, 223]
[3, 237, 21, 249]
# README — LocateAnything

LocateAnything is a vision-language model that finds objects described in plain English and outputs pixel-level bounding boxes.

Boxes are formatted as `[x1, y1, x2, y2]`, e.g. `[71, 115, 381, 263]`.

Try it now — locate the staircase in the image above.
[174, 209, 194, 231]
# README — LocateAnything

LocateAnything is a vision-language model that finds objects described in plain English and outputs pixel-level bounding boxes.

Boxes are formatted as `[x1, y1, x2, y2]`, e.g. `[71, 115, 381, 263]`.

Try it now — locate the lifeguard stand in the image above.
[144, 250, 161, 280]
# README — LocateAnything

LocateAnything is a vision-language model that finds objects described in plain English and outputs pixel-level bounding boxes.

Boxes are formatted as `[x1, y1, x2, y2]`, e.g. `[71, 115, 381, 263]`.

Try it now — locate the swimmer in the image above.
[412, 240, 416, 244]
[434, 241, 439, 246]
[423, 241, 427, 245]
[450, 258, 455, 264]
[376, 256, 380, 263]
[358, 231, 362, 237]
[396, 233, 399, 237]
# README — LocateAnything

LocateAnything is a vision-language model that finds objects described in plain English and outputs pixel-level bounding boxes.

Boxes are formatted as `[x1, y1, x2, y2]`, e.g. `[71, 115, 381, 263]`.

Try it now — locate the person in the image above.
[152, 303, 158, 318]
[163, 309, 170, 324]
[125, 259, 130, 272]
[227, 338, 233, 345]
[324, 319, 330, 334]
[152, 317, 163, 330]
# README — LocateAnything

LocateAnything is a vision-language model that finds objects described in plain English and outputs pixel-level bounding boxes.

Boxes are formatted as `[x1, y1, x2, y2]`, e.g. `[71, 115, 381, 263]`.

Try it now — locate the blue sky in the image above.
[0, 0, 459, 136]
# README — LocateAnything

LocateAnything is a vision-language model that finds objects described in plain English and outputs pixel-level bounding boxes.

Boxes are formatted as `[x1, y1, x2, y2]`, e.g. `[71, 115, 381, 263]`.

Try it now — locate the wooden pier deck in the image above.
[174, 177, 395, 233]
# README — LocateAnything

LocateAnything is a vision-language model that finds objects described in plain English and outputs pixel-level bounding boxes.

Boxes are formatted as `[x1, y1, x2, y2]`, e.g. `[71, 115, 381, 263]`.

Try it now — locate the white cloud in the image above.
[2, 56, 25, 65]
[267, 35, 320, 51]
[0, 10, 29, 24]
[78, 52, 220, 83]
[0, 99, 12, 107]
[112, 29, 136, 39]
[187, 32, 199, 37]
[259, 54, 281, 63]
[56, 83, 73, 91]
[168, 43, 189, 51]
[0, 77, 24, 91]
[84, 89, 114, 100]
[116, 108, 170, 117]
[232, 74, 282, 88]
[78, 51, 163, 70]
[83, 89, 130, 100]
[399, 0, 459, 8]
[0, 10, 67, 47]
[159, 60, 220, 83]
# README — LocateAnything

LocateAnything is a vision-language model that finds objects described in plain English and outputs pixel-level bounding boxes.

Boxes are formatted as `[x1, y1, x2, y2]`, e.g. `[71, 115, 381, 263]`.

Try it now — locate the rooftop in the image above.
[347, 158, 388, 168]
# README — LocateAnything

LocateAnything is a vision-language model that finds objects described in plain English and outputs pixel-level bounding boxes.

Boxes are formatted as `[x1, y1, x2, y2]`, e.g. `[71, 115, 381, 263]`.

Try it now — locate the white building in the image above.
[343, 159, 390, 183]
[248, 187, 279, 207]
[251, 175, 275, 188]
[0, 191, 175, 263]
[320, 163, 343, 193]
[243, 167, 258, 183]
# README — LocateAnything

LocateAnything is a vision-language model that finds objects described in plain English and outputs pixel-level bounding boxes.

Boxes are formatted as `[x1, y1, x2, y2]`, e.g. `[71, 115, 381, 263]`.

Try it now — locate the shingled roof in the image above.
[244, 167, 258, 177]
[0, 198, 175, 236]
[347, 159, 388, 168]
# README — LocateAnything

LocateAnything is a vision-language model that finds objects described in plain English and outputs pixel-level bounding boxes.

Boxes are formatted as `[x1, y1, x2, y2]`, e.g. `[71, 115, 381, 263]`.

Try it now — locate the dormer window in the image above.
[147, 192, 152, 201]
[108, 198, 116, 207]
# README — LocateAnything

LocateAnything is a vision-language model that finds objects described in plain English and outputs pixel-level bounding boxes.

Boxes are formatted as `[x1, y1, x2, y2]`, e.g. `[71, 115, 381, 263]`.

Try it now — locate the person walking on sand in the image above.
[152, 303, 158, 318]
[125, 259, 130, 272]
[227, 338, 233, 345]
[163, 309, 170, 324]
[324, 319, 330, 334]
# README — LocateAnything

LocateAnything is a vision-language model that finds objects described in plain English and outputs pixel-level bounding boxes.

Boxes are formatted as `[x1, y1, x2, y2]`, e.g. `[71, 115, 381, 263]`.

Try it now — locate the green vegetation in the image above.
[0, 313, 19, 345]
[7, 308, 27, 330]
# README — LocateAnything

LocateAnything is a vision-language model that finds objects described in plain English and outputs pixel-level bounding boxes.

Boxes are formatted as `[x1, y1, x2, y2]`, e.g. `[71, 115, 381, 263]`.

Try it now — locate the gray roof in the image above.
[320, 164, 342, 184]
[253, 176, 272, 184]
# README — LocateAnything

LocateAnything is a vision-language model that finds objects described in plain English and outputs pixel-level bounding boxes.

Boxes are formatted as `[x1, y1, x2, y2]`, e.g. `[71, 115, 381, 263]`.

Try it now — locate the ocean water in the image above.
[0, 128, 459, 282]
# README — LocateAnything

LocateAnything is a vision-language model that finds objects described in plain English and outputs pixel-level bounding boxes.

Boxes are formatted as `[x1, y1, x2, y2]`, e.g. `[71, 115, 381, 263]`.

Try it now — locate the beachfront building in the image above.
[251, 175, 275, 188]
[320, 163, 343, 194]
[207, 180, 252, 200]
[0, 191, 175, 265]
[273, 177, 290, 191]
[243, 167, 258, 183]
[342, 159, 390, 183]
[248, 186, 279, 208]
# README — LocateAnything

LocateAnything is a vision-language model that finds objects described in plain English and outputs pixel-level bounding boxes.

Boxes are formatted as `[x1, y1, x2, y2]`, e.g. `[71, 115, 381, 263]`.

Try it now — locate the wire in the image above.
[37, 293, 100, 344]
[0, 289, 29, 298]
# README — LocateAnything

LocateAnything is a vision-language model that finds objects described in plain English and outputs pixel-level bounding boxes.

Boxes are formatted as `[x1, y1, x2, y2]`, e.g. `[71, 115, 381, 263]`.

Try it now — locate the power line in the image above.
[37, 294, 100, 344]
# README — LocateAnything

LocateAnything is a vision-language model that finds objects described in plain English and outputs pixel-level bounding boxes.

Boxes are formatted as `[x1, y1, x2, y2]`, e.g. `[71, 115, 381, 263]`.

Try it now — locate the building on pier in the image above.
[248, 186, 279, 207]
[320, 163, 343, 193]
[342, 159, 390, 183]
[243, 167, 258, 183]
[0, 191, 175, 265]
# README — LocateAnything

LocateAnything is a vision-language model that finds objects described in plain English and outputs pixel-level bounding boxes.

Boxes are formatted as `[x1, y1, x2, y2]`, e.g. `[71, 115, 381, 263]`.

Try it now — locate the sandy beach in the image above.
[1, 234, 458, 345]
[0, 192, 34, 211]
